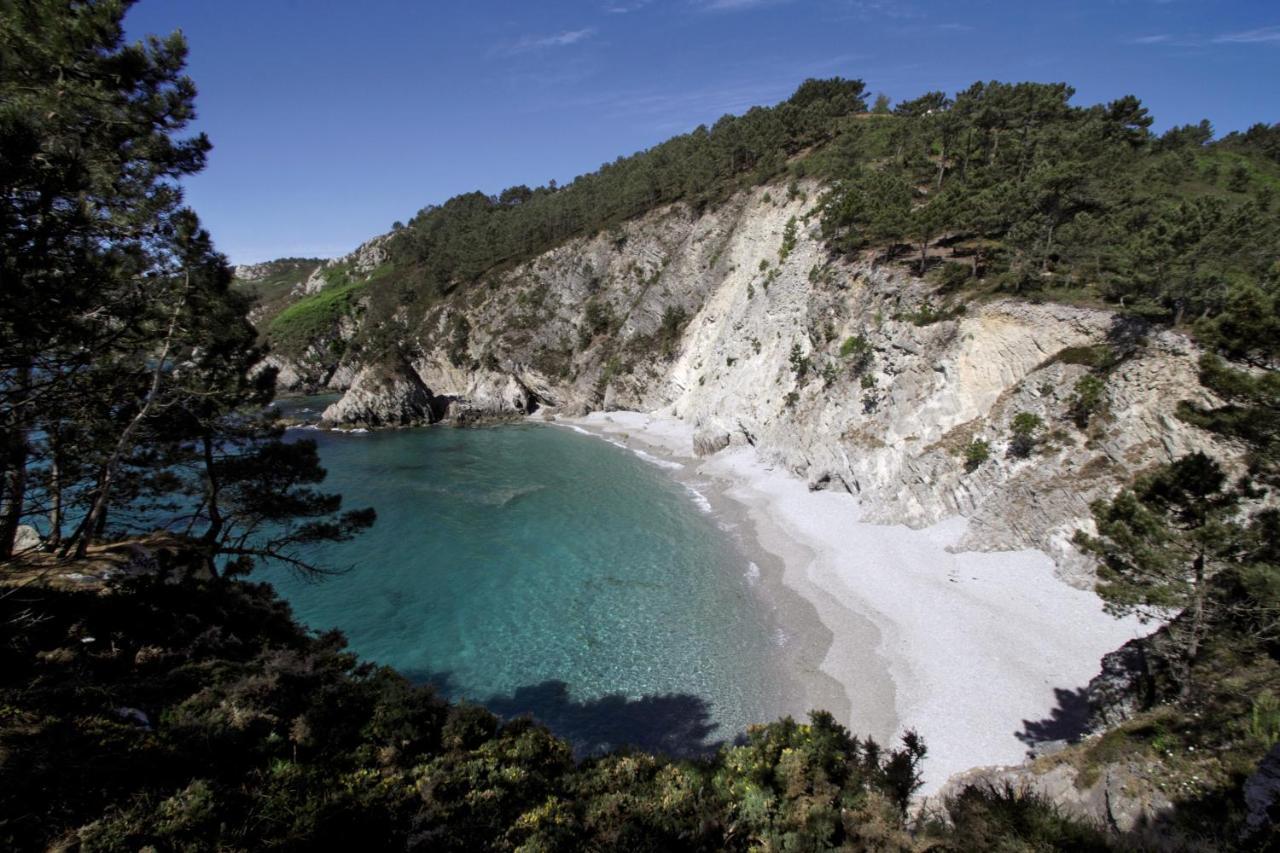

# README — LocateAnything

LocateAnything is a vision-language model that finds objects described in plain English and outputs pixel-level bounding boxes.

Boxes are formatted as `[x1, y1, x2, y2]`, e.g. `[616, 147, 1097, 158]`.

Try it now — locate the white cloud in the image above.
[1213, 25, 1280, 44]
[502, 28, 597, 54]
[605, 0, 655, 12]
[696, 0, 792, 11]
[1130, 33, 1172, 44]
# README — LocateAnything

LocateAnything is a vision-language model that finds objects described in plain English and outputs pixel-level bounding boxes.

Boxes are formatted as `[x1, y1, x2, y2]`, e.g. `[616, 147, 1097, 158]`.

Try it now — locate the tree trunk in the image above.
[198, 432, 224, 575]
[1041, 221, 1056, 273]
[1180, 552, 1207, 699]
[48, 432, 63, 549]
[73, 275, 189, 558]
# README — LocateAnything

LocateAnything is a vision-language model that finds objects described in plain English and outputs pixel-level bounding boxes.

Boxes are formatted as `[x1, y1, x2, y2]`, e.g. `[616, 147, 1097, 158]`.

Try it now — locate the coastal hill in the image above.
[3, 5, 1277, 843]
[248, 81, 1278, 581]
[238, 79, 1280, 840]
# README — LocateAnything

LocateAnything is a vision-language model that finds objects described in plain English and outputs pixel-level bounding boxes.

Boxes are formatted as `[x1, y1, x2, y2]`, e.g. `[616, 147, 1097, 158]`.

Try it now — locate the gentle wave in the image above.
[684, 483, 713, 513]
[630, 447, 684, 470]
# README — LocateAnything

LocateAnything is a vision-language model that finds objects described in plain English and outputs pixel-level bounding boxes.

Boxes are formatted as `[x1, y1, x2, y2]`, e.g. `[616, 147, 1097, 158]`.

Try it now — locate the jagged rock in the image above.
[326, 363, 357, 391]
[352, 236, 388, 274]
[934, 757, 1175, 834]
[257, 354, 303, 391]
[14, 525, 41, 554]
[320, 362, 442, 427]
[1086, 637, 1155, 733]
[292, 179, 1236, 580]
[692, 428, 730, 457]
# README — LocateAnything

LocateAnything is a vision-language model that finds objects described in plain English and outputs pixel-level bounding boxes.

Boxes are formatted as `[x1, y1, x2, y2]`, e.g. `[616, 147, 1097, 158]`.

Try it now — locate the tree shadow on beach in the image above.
[1015, 686, 1092, 750]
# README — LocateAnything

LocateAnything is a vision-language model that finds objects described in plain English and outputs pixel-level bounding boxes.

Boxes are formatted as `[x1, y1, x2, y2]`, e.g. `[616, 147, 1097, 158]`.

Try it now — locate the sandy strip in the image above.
[554, 410, 1149, 793]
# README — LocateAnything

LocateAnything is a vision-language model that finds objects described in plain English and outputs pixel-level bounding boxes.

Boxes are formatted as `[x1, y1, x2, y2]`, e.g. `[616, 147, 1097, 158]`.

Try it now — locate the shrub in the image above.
[1009, 411, 1044, 458]
[789, 343, 811, 381]
[964, 438, 991, 472]
[778, 216, 798, 263]
[1252, 691, 1280, 747]
[840, 335, 874, 375]
[1070, 374, 1108, 428]
[657, 305, 688, 357]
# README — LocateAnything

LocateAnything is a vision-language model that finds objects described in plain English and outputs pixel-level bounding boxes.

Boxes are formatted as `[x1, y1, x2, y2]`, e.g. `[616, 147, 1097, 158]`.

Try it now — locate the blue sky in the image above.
[124, 1, 1279, 265]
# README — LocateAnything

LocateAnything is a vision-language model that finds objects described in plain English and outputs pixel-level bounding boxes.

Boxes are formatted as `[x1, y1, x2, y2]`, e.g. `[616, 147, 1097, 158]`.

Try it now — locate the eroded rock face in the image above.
[1086, 639, 1156, 733]
[320, 362, 442, 427]
[933, 758, 1177, 835]
[310, 180, 1234, 580]
[693, 428, 731, 457]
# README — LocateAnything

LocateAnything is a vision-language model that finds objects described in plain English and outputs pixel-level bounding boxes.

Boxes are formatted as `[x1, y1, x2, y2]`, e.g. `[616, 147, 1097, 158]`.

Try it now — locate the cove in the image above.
[264, 414, 804, 756]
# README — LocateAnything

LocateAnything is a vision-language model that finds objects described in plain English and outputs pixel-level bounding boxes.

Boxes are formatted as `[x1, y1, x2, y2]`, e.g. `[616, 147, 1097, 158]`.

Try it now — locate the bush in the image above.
[964, 438, 991, 472]
[1070, 374, 1108, 428]
[789, 342, 811, 382]
[1009, 411, 1044, 458]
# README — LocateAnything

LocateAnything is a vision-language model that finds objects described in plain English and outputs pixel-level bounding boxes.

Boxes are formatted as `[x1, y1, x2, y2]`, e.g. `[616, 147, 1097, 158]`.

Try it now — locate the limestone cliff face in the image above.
[298, 181, 1232, 580]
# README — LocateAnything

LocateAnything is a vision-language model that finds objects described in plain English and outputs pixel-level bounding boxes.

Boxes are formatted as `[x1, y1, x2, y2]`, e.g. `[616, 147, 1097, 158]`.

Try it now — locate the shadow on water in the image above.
[406, 671, 724, 759]
[1015, 686, 1093, 749]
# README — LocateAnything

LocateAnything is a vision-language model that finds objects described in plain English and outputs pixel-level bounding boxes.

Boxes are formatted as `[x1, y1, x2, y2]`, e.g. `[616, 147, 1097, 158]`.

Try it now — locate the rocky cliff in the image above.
[270, 180, 1232, 585]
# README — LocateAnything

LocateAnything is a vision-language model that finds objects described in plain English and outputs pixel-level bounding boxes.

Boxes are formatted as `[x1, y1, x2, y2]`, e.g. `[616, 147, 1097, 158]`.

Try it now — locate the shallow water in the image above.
[266, 420, 801, 755]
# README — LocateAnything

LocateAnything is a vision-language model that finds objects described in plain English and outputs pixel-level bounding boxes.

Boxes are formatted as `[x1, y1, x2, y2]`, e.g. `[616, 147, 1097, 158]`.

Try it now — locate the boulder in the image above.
[13, 525, 41, 554]
[693, 428, 731, 457]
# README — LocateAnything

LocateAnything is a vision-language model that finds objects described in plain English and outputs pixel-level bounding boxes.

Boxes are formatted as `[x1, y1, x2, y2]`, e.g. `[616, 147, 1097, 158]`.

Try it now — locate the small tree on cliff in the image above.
[1074, 452, 1245, 694]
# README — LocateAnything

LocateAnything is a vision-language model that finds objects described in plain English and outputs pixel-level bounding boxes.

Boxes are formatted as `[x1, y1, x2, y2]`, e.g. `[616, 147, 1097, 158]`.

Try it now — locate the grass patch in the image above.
[267, 278, 367, 355]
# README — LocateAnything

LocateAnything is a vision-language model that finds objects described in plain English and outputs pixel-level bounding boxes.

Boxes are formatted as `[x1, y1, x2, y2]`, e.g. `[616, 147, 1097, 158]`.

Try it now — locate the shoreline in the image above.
[554, 410, 1149, 793]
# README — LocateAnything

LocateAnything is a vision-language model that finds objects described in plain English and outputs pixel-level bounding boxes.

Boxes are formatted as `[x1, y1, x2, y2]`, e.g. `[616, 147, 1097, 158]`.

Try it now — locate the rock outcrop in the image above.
[932, 757, 1177, 835]
[320, 360, 443, 427]
[297, 180, 1231, 582]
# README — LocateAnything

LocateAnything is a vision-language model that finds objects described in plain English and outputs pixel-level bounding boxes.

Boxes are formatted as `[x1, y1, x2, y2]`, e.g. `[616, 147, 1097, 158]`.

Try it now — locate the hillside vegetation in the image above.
[0, 572, 1116, 852]
[265, 78, 1280, 369]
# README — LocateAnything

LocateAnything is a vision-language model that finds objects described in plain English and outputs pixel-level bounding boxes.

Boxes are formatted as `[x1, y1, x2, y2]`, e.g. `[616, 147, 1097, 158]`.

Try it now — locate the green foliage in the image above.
[657, 305, 688, 357]
[1052, 344, 1118, 370]
[1009, 411, 1044, 458]
[0, 577, 939, 852]
[839, 335, 871, 359]
[267, 278, 367, 355]
[1069, 374, 1108, 428]
[813, 81, 1279, 329]
[778, 216, 798, 263]
[578, 299, 616, 349]
[898, 300, 966, 326]
[1251, 691, 1280, 748]
[1075, 453, 1246, 690]
[840, 334, 875, 377]
[378, 79, 867, 329]
[932, 784, 1114, 851]
[232, 259, 322, 305]
[964, 438, 991, 472]
[789, 343, 811, 382]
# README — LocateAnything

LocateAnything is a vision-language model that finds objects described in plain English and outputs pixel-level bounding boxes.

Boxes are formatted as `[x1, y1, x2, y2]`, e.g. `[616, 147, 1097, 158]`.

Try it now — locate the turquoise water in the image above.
[266, 418, 797, 755]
